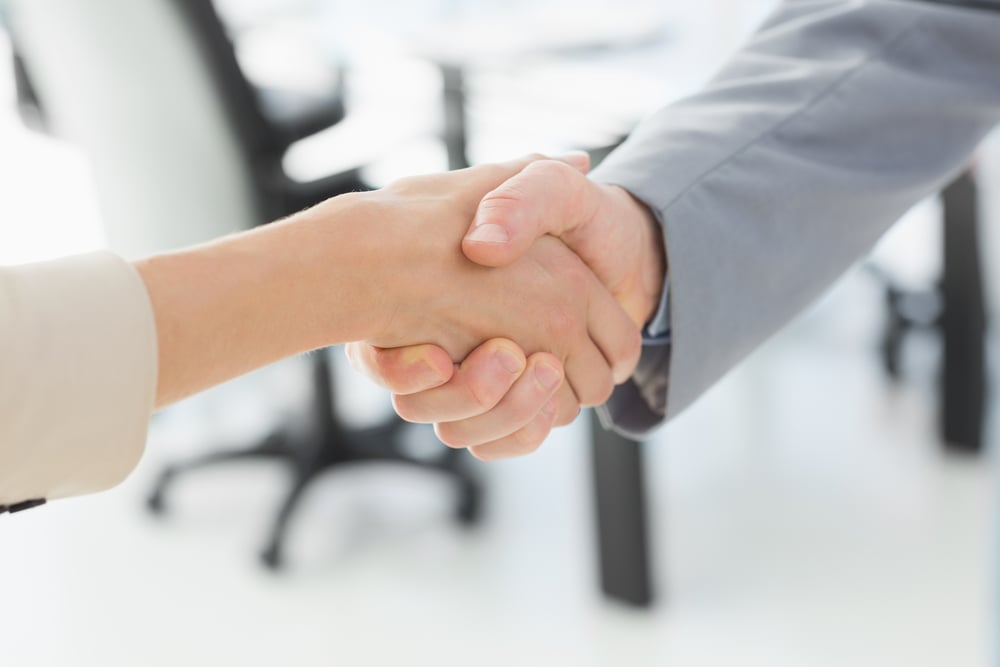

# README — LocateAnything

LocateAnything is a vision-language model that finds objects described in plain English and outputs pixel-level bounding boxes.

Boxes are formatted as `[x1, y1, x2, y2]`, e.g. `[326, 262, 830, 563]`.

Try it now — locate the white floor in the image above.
[1, 9, 998, 667]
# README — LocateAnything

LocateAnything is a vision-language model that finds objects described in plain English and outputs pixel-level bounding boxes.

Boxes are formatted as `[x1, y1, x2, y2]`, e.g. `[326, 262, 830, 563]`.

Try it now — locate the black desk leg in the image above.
[940, 169, 987, 453]
[590, 410, 654, 607]
[440, 64, 469, 170]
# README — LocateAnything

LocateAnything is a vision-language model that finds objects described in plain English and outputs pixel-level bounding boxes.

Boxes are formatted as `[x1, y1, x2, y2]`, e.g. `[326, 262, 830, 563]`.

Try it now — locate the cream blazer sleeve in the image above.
[0, 251, 157, 511]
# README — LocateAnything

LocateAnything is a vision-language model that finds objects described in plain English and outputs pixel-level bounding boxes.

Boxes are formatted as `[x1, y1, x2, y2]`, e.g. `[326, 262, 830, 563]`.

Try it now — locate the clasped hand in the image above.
[343, 153, 665, 460]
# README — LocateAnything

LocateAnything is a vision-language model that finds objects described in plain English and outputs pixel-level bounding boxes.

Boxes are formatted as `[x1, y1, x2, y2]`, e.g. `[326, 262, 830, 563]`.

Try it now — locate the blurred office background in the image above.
[0, 1, 996, 665]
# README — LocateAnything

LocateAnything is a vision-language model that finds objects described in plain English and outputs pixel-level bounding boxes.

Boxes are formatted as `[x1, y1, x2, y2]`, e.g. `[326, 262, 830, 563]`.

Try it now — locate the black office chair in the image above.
[9, 0, 481, 569]
[163, 0, 483, 569]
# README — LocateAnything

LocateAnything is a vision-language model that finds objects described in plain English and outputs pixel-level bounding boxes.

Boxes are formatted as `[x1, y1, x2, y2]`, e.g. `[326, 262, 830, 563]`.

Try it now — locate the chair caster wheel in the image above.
[455, 484, 482, 526]
[146, 490, 166, 515]
[260, 546, 283, 571]
[146, 466, 177, 516]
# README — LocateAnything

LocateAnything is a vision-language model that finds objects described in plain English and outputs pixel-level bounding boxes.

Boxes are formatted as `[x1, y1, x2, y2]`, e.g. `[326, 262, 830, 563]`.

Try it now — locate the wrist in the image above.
[272, 192, 393, 347]
[135, 193, 382, 407]
[604, 185, 666, 327]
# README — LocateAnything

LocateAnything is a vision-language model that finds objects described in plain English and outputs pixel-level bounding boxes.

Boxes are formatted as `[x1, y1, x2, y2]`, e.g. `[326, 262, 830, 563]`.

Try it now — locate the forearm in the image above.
[136, 194, 381, 408]
[593, 183, 666, 328]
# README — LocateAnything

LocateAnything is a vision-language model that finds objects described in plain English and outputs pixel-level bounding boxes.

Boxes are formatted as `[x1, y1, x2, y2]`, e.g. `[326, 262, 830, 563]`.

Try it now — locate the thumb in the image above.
[553, 150, 591, 175]
[455, 150, 590, 205]
[463, 157, 598, 268]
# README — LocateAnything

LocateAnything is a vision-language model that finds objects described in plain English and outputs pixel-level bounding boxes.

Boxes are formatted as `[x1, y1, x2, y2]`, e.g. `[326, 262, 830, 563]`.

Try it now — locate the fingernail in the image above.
[535, 363, 562, 390]
[465, 223, 509, 244]
[494, 347, 524, 374]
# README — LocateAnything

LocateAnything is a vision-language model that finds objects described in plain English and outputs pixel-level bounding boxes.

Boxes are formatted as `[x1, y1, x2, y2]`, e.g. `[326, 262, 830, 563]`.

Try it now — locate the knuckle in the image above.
[530, 158, 576, 189]
[627, 326, 643, 361]
[511, 425, 546, 456]
[384, 176, 414, 195]
[510, 391, 546, 425]
[479, 175, 528, 209]
[494, 396, 544, 429]
[348, 344, 396, 387]
[555, 403, 581, 427]
[480, 183, 526, 214]
[373, 352, 406, 389]
[468, 445, 496, 462]
[391, 394, 423, 424]
[543, 306, 578, 342]
[477, 163, 517, 186]
[616, 327, 643, 375]
[506, 153, 547, 172]
[580, 375, 615, 407]
[463, 377, 500, 412]
[554, 257, 591, 296]
[434, 423, 467, 449]
[514, 429, 548, 454]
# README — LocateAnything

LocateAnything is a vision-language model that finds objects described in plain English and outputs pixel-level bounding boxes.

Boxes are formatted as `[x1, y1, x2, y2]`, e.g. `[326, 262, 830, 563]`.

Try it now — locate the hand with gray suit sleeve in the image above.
[348, 0, 1000, 448]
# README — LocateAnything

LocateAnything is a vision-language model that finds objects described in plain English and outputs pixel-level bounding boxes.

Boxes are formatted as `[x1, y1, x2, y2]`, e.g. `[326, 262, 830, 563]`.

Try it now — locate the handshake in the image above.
[336, 152, 667, 461]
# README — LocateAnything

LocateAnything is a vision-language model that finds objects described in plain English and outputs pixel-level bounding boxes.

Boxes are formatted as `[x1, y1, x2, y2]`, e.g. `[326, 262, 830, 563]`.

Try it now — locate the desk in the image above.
[310, 0, 758, 165]
[590, 410, 653, 606]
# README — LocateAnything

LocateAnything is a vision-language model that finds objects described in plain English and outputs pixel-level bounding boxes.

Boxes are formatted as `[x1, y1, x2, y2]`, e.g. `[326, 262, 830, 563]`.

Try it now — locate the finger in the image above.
[552, 382, 582, 427]
[470, 150, 590, 183]
[344, 342, 453, 395]
[392, 339, 527, 424]
[560, 287, 640, 404]
[465, 398, 560, 461]
[563, 339, 616, 408]
[538, 248, 640, 404]
[552, 150, 590, 175]
[586, 270, 644, 385]
[452, 151, 591, 207]
[519, 150, 589, 175]
[463, 159, 599, 268]
[434, 353, 563, 447]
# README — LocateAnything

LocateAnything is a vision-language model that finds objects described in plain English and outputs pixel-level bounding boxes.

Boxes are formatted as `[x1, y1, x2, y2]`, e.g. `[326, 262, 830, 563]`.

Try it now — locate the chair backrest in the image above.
[8, 0, 262, 257]
[170, 0, 283, 157]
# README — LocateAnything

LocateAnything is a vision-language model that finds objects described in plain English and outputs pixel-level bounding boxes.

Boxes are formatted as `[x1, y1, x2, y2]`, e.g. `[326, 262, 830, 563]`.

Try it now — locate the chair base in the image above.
[147, 354, 482, 570]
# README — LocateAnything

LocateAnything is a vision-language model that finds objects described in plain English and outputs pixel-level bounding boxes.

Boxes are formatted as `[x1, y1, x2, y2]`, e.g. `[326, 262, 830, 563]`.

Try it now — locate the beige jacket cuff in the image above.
[0, 251, 157, 504]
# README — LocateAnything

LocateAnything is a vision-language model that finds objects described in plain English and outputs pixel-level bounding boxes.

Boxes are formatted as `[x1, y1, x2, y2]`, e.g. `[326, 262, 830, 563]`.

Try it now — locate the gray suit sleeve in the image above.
[593, 0, 1000, 438]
